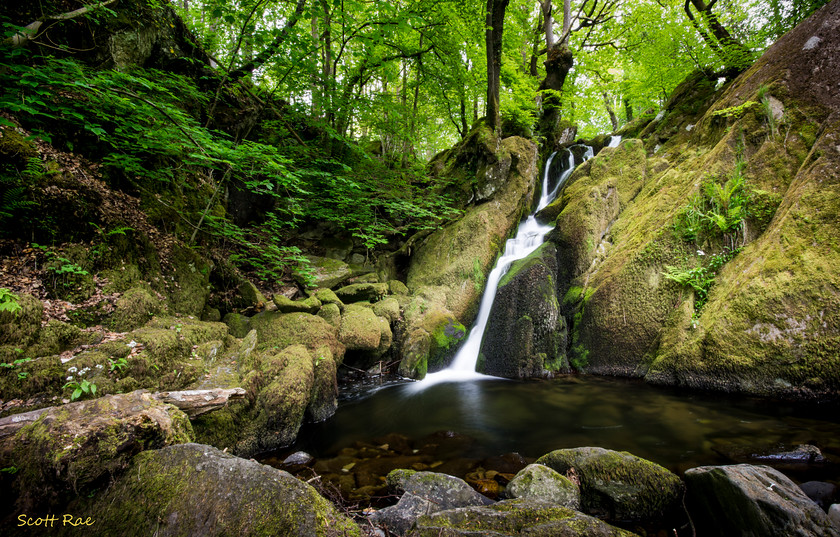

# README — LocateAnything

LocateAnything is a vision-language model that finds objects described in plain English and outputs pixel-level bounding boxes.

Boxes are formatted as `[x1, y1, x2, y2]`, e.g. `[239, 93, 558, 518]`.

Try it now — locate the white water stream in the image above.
[411, 145, 594, 389]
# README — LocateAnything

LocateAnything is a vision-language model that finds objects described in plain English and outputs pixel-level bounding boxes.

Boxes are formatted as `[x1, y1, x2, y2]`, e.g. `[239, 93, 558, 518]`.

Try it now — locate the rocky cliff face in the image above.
[550, 0, 840, 399]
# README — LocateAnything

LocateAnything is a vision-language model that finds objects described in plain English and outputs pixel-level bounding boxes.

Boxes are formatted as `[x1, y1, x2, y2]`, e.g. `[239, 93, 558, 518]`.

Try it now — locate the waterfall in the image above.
[412, 146, 591, 389]
[607, 135, 622, 148]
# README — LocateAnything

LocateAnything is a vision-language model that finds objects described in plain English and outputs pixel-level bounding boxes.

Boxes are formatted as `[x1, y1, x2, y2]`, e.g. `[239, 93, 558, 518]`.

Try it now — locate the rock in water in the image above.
[478, 242, 568, 378]
[408, 498, 638, 537]
[76, 443, 361, 537]
[507, 463, 580, 509]
[685, 464, 839, 537]
[536, 447, 684, 525]
[369, 470, 492, 535]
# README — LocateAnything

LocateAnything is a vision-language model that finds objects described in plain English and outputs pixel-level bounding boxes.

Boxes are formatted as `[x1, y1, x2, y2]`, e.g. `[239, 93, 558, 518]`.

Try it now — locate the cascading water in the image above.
[411, 145, 593, 389]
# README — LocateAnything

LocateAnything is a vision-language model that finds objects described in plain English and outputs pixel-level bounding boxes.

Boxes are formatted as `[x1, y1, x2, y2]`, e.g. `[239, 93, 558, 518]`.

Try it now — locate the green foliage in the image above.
[663, 248, 740, 313]
[109, 357, 129, 373]
[64, 378, 97, 401]
[0, 288, 22, 315]
[673, 159, 750, 249]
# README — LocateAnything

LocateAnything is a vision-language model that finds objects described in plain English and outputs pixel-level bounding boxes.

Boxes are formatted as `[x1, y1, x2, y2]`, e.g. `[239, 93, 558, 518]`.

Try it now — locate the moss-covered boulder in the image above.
[397, 307, 466, 379]
[27, 319, 91, 357]
[307, 346, 338, 422]
[335, 282, 388, 303]
[296, 255, 354, 289]
[232, 279, 267, 310]
[373, 297, 401, 324]
[250, 311, 345, 360]
[536, 447, 684, 524]
[161, 244, 211, 316]
[407, 498, 639, 537]
[339, 304, 382, 351]
[1, 391, 193, 511]
[310, 287, 344, 309]
[222, 312, 252, 338]
[273, 294, 322, 314]
[317, 302, 342, 328]
[110, 286, 161, 332]
[0, 293, 42, 347]
[685, 464, 838, 537]
[236, 344, 315, 456]
[73, 443, 361, 537]
[478, 243, 568, 378]
[507, 464, 580, 509]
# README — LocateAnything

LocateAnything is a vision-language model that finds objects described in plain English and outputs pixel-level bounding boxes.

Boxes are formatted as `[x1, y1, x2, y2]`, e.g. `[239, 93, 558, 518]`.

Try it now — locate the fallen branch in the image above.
[6, 0, 118, 48]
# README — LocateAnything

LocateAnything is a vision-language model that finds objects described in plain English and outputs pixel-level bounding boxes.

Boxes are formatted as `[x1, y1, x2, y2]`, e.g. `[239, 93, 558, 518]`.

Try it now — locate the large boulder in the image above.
[74, 443, 361, 537]
[478, 243, 568, 378]
[110, 286, 161, 332]
[250, 311, 345, 360]
[1, 391, 193, 511]
[536, 447, 684, 524]
[685, 464, 839, 537]
[369, 470, 493, 535]
[0, 293, 42, 347]
[339, 304, 382, 351]
[296, 255, 354, 289]
[407, 498, 638, 537]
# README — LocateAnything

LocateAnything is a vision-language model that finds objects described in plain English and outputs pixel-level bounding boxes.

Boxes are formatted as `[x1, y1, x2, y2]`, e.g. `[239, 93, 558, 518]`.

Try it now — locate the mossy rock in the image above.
[0, 354, 65, 401]
[296, 255, 354, 289]
[236, 344, 315, 456]
[398, 328, 432, 379]
[316, 302, 342, 328]
[273, 294, 321, 314]
[72, 443, 361, 537]
[158, 244, 210, 316]
[27, 319, 91, 357]
[479, 243, 567, 379]
[408, 498, 638, 537]
[388, 279, 410, 295]
[307, 346, 337, 422]
[2, 391, 193, 511]
[422, 310, 466, 373]
[373, 297, 401, 324]
[223, 312, 252, 338]
[232, 280, 267, 310]
[110, 286, 161, 332]
[335, 282, 388, 303]
[507, 464, 580, 509]
[250, 311, 344, 361]
[309, 287, 344, 309]
[0, 293, 42, 347]
[338, 304, 382, 351]
[536, 447, 684, 524]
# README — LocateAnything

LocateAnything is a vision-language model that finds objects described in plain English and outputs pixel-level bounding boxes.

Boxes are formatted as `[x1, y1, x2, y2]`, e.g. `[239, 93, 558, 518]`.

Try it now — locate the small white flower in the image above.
[66, 376, 74, 381]
[697, 250, 706, 256]
[96, 364, 104, 369]
[68, 366, 78, 373]
[127, 340, 137, 348]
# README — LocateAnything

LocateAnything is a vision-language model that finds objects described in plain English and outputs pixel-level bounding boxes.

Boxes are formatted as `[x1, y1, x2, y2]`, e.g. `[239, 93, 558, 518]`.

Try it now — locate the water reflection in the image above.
[290, 376, 840, 476]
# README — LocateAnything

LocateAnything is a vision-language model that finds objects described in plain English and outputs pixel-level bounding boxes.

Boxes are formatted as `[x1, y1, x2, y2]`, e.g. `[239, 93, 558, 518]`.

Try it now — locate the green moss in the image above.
[111, 286, 161, 332]
[0, 293, 42, 347]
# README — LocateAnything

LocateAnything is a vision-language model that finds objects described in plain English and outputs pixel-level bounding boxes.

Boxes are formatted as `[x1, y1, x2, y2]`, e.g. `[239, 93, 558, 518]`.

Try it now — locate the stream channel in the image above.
[266, 138, 840, 498]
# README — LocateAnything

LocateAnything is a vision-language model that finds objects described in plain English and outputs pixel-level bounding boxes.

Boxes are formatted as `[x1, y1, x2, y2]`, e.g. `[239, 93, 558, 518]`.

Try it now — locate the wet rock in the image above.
[77, 443, 361, 537]
[478, 243, 568, 378]
[507, 463, 580, 509]
[408, 498, 638, 537]
[283, 451, 314, 465]
[370, 470, 492, 535]
[307, 345, 338, 422]
[536, 447, 684, 524]
[800, 481, 838, 511]
[336, 283, 389, 303]
[1, 391, 193, 511]
[685, 464, 839, 537]
[830, 504, 840, 530]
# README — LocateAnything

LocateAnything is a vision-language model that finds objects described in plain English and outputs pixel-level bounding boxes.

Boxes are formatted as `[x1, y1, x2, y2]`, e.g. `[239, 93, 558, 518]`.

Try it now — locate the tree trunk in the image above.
[603, 92, 618, 131]
[537, 44, 573, 144]
[684, 0, 751, 73]
[485, 0, 510, 132]
[624, 97, 633, 123]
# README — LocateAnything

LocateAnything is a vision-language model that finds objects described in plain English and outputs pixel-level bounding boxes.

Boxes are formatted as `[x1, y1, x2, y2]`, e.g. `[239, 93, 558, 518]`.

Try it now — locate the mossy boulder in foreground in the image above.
[685, 464, 839, 537]
[72, 443, 361, 537]
[1, 391, 193, 512]
[536, 447, 684, 525]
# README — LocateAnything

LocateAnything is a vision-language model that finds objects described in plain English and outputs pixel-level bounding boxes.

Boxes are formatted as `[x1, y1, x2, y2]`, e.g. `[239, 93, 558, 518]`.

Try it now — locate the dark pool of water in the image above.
[287, 375, 840, 478]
